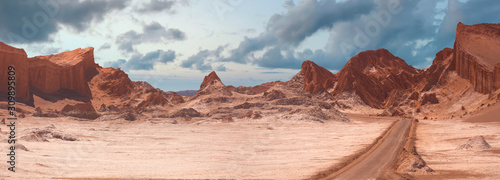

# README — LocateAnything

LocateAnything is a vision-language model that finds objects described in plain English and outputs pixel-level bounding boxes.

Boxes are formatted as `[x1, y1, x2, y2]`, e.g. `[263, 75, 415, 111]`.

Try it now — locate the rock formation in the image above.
[136, 91, 169, 111]
[331, 49, 424, 108]
[417, 48, 455, 92]
[228, 81, 284, 95]
[457, 136, 492, 150]
[0, 42, 32, 104]
[193, 71, 232, 98]
[91, 67, 136, 97]
[61, 102, 99, 120]
[288, 60, 336, 94]
[28, 47, 98, 98]
[454, 23, 500, 94]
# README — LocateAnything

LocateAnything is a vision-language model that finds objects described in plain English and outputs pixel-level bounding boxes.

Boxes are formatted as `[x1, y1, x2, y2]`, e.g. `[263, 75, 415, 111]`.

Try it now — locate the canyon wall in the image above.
[454, 23, 500, 94]
[28, 48, 98, 98]
[0, 42, 32, 104]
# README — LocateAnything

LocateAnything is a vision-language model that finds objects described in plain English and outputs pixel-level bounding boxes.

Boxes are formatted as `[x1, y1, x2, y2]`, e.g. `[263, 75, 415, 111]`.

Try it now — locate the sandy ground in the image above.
[0, 115, 391, 179]
[415, 119, 500, 179]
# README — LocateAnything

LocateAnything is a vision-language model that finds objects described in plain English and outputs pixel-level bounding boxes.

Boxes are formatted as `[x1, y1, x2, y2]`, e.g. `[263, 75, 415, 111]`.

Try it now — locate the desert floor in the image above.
[415, 118, 500, 180]
[1, 115, 393, 179]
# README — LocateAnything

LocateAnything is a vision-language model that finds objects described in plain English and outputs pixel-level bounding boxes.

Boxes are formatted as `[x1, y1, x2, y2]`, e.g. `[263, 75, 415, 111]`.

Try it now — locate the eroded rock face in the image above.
[288, 60, 336, 94]
[332, 49, 424, 109]
[454, 23, 500, 94]
[263, 90, 286, 101]
[420, 93, 439, 105]
[0, 42, 32, 104]
[92, 67, 135, 97]
[28, 47, 98, 98]
[419, 48, 455, 92]
[136, 91, 169, 111]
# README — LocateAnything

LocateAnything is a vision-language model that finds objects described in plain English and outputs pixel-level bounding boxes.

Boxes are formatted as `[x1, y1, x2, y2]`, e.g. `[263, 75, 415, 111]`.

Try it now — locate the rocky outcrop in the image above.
[93, 67, 135, 97]
[193, 71, 232, 98]
[418, 48, 455, 92]
[28, 48, 98, 98]
[228, 81, 284, 95]
[457, 136, 492, 150]
[136, 92, 169, 111]
[288, 60, 336, 94]
[420, 93, 439, 105]
[454, 23, 500, 94]
[331, 49, 424, 109]
[263, 90, 286, 101]
[170, 108, 202, 118]
[0, 42, 32, 104]
[61, 102, 99, 120]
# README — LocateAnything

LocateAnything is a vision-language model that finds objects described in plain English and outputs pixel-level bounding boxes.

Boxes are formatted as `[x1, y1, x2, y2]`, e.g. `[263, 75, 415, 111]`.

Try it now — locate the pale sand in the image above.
[0, 115, 391, 179]
[416, 119, 500, 179]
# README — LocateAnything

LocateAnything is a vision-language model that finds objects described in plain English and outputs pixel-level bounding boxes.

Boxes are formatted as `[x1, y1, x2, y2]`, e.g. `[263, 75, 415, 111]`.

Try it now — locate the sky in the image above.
[1, 0, 499, 91]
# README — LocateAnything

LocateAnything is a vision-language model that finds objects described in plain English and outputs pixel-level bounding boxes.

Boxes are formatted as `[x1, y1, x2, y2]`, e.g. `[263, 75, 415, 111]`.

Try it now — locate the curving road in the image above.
[323, 119, 412, 180]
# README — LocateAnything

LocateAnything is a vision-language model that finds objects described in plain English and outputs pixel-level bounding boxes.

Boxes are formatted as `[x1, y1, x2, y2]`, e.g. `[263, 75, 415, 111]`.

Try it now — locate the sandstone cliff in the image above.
[454, 23, 500, 94]
[28, 47, 98, 98]
[0, 42, 32, 104]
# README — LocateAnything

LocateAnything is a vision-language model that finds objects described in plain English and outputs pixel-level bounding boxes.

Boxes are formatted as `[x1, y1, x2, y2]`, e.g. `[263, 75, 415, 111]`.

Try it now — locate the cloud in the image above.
[181, 46, 225, 71]
[220, 0, 377, 68]
[216, 0, 499, 71]
[136, 0, 176, 13]
[99, 43, 112, 51]
[0, 0, 130, 44]
[116, 21, 186, 52]
[106, 49, 176, 70]
[283, 0, 295, 9]
[214, 65, 227, 72]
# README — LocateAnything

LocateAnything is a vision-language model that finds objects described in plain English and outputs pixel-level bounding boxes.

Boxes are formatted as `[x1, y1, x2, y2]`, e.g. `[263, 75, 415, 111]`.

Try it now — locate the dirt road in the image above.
[323, 119, 412, 180]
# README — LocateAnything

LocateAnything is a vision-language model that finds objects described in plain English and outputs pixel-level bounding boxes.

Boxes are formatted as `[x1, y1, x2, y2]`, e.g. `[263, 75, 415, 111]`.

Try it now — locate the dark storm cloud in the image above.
[0, 0, 130, 44]
[218, 0, 377, 68]
[136, 0, 176, 13]
[181, 46, 225, 71]
[210, 0, 499, 71]
[99, 43, 112, 51]
[116, 21, 186, 53]
[106, 49, 176, 70]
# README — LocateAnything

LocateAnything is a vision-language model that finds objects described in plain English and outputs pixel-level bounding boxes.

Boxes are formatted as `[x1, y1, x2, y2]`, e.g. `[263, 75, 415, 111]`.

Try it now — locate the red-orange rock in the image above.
[28, 47, 98, 98]
[0, 42, 32, 104]
[228, 81, 285, 95]
[419, 48, 454, 92]
[263, 89, 286, 101]
[165, 92, 185, 104]
[421, 93, 439, 105]
[200, 71, 223, 90]
[332, 49, 424, 108]
[93, 67, 135, 97]
[454, 23, 500, 94]
[193, 71, 232, 97]
[61, 102, 99, 119]
[408, 92, 419, 100]
[136, 91, 169, 110]
[288, 60, 336, 94]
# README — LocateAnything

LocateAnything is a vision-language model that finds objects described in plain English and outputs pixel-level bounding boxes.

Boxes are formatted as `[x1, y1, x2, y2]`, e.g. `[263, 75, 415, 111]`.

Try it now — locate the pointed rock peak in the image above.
[200, 71, 224, 89]
[293, 60, 336, 94]
[301, 60, 316, 68]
